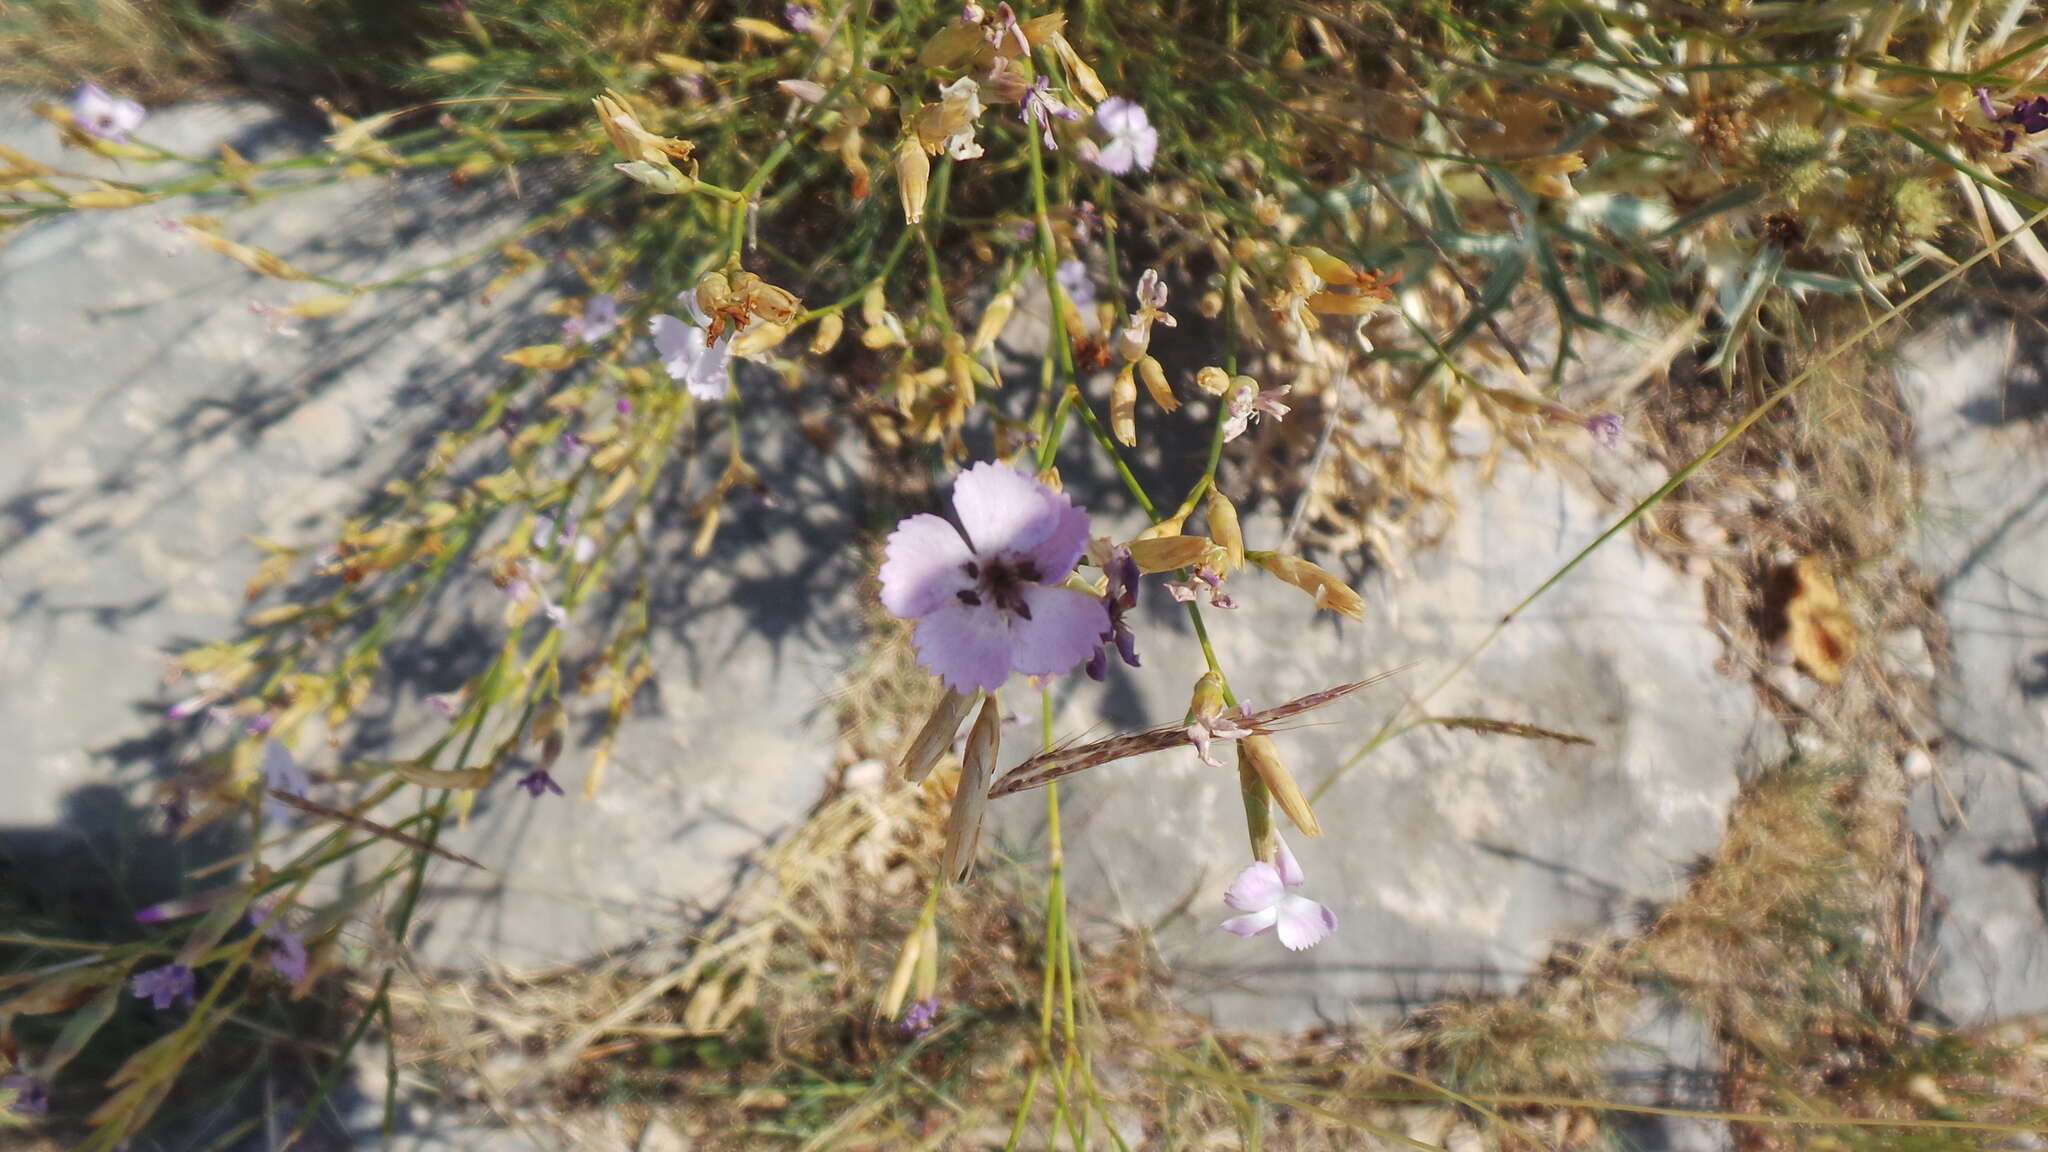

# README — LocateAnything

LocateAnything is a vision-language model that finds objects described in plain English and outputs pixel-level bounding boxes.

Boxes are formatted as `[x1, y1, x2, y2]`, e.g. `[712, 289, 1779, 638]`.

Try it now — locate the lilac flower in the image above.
[879, 462, 1109, 693]
[425, 692, 461, 718]
[261, 741, 311, 823]
[2, 1073, 49, 1116]
[650, 294, 735, 402]
[1090, 97, 1159, 175]
[71, 82, 145, 143]
[516, 768, 565, 797]
[1084, 544, 1141, 681]
[899, 997, 942, 1037]
[130, 964, 195, 1011]
[1186, 701, 1254, 768]
[1055, 259, 1096, 311]
[1585, 411, 1623, 447]
[1222, 382, 1291, 442]
[560, 431, 590, 459]
[784, 3, 814, 32]
[533, 513, 598, 565]
[1221, 839, 1336, 951]
[562, 294, 622, 346]
[1019, 76, 1080, 150]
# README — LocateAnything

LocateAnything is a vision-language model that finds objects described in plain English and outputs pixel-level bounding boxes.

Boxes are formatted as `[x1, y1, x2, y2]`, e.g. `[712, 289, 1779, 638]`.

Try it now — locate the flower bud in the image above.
[1138, 355, 1178, 412]
[895, 137, 930, 224]
[1188, 671, 1228, 724]
[970, 291, 1015, 353]
[1195, 365, 1231, 395]
[901, 688, 977, 784]
[1110, 362, 1138, 447]
[1207, 489, 1245, 573]
[1240, 733, 1321, 837]
[730, 320, 790, 359]
[943, 695, 1002, 883]
[1251, 551, 1366, 620]
[809, 311, 845, 355]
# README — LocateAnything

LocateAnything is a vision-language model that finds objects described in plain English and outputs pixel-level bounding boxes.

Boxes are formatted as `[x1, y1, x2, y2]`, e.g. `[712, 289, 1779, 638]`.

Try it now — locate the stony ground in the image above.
[4, 91, 2046, 1147]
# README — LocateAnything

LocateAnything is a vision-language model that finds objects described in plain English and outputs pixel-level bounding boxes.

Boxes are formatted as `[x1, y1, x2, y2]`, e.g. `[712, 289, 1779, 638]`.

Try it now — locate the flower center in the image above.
[955, 555, 1041, 619]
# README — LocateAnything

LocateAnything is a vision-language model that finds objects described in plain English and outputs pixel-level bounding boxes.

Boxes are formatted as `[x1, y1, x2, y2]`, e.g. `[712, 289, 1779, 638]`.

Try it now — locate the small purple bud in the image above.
[517, 769, 565, 798]
[1585, 411, 1623, 448]
[616, 397, 633, 414]
[1978, 87, 1999, 121]
[899, 997, 942, 1037]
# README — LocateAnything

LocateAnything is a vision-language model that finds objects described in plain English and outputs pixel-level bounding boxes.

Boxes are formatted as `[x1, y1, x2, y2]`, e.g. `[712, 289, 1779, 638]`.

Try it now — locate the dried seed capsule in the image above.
[1240, 733, 1321, 837]
[1207, 489, 1245, 573]
[1138, 355, 1179, 412]
[1110, 362, 1138, 447]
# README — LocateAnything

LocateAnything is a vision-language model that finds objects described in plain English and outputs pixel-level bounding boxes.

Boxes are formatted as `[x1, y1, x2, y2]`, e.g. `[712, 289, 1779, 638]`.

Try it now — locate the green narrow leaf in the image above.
[41, 984, 120, 1078]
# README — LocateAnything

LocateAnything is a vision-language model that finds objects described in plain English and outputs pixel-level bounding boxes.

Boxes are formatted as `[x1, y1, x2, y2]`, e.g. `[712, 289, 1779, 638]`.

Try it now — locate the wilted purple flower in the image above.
[1186, 701, 1254, 768]
[899, 997, 942, 1036]
[1221, 839, 1336, 951]
[562, 294, 622, 346]
[560, 431, 589, 459]
[1072, 200, 1100, 243]
[426, 692, 460, 718]
[1980, 90, 2048, 151]
[1055, 259, 1096, 311]
[784, 3, 814, 32]
[1084, 544, 1141, 681]
[159, 790, 190, 835]
[1977, 87, 2000, 121]
[879, 462, 1109, 693]
[130, 964, 195, 1011]
[2, 1073, 49, 1116]
[504, 559, 568, 628]
[1585, 411, 1623, 447]
[1019, 76, 1080, 150]
[516, 768, 565, 797]
[1222, 382, 1291, 442]
[1090, 97, 1158, 175]
[71, 82, 145, 143]
[651, 295, 736, 402]
[1119, 268, 1177, 355]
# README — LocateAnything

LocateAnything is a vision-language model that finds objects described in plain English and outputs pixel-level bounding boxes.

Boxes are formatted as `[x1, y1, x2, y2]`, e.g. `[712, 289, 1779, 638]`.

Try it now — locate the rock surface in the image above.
[1900, 318, 2048, 1026]
[0, 93, 852, 976]
[995, 417, 1781, 1030]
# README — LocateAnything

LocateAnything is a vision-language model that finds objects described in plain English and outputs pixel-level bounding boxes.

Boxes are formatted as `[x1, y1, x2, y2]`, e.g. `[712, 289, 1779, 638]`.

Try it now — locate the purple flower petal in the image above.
[1223, 861, 1285, 913]
[952, 462, 1065, 565]
[1221, 908, 1280, 937]
[1274, 838, 1306, 887]
[879, 513, 976, 618]
[1273, 894, 1337, 951]
[1008, 585, 1110, 680]
[912, 601, 1016, 693]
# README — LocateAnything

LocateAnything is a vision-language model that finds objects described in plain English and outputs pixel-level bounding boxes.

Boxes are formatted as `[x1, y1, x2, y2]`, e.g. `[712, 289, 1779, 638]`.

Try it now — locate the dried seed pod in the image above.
[971, 291, 1016, 353]
[902, 691, 979, 787]
[1110, 362, 1138, 446]
[942, 696, 1001, 883]
[1207, 489, 1245, 573]
[1127, 534, 1214, 573]
[1138, 355, 1179, 412]
[895, 137, 930, 224]
[1251, 550, 1366, 620]
[1240, 733, 1320, 837]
